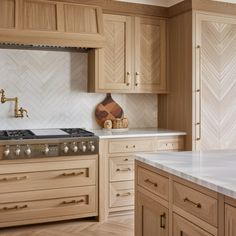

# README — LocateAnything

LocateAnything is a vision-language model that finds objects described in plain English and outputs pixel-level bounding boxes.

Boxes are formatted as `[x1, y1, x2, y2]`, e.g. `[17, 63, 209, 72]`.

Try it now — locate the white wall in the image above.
[0, 49, 158, 130]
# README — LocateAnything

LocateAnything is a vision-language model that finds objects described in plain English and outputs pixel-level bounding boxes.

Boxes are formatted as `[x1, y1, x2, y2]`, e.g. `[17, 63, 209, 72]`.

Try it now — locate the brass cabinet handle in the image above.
[160, 213, 166, 229]
[1, 204, 28, 211]
[116, 192, 132, 197]
[61, 199, 85, 205]
[180, 231, 184, 236]
[0, 176, 28, 182]
[60, 172, 84, 177]
[144, 178, 158, 187]
[196, 44, 201, 142]
[125, 72, 131, 86]
[135, 72, 140, 86]
[123, 158, 129, 161]
[116, 168, 131, 172]
[184, 197, 202, 208]
[126, 145, 136, 149]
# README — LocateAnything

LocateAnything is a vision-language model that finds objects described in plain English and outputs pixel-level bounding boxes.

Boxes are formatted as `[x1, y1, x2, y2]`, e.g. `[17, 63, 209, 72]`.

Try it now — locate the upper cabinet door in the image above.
[21, 0, 58, 31]
[98, 14, 132, 91]
[0, 0, 16, 29]
[134, 17, 167, 93]
[63, 4, 103, 35]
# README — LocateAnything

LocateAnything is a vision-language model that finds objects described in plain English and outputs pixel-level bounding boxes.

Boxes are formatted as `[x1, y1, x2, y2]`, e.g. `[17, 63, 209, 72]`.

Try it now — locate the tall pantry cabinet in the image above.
[159, 9, 236, 151]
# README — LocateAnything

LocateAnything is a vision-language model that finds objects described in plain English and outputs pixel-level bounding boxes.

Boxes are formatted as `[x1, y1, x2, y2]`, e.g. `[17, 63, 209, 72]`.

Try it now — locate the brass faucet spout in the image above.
[0, 89, 29, 118]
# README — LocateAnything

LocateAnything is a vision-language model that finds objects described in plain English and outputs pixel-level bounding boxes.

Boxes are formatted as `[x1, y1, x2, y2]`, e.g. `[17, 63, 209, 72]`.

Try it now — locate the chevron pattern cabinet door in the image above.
[197, 15, 236, 150]
[98, 14, 132, 91]
[134, 17, 166, 93]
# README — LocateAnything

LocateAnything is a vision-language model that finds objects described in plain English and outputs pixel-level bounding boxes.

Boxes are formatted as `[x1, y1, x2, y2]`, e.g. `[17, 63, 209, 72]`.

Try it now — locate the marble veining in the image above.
[136, 150, 236, 199]
[92, 128, 186, 139]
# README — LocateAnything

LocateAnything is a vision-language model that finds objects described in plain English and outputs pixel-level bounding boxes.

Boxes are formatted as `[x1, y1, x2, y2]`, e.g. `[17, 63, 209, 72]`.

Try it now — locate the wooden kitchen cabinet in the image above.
[173, 214, 212, 236]
[136, 190, 168, 236]
[135, 160, 219, 236]
[134, 17, 166, 92]
[159, 8, 236, 151]
[0, 155, 98, 227]
[0, 0, 104, 48]
[93, 14, 132, 92]
[99, 136, 184, 221]
[88, 14, 167, 94]
[225, 204, 236, 236]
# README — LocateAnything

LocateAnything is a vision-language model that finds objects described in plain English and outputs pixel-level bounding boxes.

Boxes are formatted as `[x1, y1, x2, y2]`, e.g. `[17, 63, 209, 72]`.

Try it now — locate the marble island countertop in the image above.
[136, 150, 236, 199]
[92, 128, 186, 139]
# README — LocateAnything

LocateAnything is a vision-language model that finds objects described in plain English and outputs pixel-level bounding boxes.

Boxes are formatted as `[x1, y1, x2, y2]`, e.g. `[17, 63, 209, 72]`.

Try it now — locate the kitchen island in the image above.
[135, 150, 236, 236]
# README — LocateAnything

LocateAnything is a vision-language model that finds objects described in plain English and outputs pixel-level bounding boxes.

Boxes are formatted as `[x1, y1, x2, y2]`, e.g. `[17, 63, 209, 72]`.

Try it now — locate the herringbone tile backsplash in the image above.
[0, 49, 158, 130]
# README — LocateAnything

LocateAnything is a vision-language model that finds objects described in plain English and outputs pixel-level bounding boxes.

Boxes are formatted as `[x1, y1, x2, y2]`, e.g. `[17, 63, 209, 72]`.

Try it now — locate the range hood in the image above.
[0, 0, 105, 49]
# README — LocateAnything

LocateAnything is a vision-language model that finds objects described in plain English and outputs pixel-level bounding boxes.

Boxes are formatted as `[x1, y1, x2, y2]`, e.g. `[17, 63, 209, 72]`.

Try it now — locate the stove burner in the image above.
[62, 128, 94, 137]
[0, 128, 95, 140]
[0, 130, 35, 140]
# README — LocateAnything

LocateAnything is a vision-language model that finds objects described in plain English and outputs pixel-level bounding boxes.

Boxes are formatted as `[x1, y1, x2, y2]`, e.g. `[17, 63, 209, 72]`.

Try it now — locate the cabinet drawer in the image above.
[173, 213, 212, 236]
[173, 182, 217, 227]
[137, 167, 169, 200]
[109, 181, 134, 208]
[157, 137, 184, 151]
[0, 186, 97, 224]
[108, 139, 155, 154]
[109, 156, 134, 182]
[0, 159, 96, 193]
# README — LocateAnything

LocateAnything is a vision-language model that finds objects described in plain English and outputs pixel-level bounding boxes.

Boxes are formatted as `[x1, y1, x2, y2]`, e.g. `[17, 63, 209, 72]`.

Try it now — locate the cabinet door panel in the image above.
[225, 204, 236, 236]
[136, 191, 168, 236]
[22, 0, 57, 31]
[135, 17, 166, 92]
[99, 14, 132, 91]
[64, 4, 99, 34]
[173, 214, 213, 236]
[195, 14, 236, 150]
[0, 0, 16, 29]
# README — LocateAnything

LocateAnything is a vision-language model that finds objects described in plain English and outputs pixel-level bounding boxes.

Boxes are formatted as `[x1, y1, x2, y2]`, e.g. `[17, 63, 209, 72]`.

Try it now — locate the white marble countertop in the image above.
[92, 128, 186, 139]
[136, 150, 236, 199]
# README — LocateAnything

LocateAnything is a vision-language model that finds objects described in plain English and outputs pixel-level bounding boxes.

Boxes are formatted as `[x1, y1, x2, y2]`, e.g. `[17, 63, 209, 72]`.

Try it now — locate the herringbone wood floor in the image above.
[0, 214, 134, 236]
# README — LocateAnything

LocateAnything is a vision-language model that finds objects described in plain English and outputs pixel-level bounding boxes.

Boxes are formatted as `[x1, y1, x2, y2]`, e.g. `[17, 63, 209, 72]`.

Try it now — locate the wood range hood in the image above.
[0, 0, 105, 49]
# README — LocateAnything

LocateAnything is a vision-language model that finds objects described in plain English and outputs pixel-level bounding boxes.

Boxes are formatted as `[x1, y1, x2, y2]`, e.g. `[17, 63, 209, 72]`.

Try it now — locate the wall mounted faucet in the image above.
[0, 89, 28, 118]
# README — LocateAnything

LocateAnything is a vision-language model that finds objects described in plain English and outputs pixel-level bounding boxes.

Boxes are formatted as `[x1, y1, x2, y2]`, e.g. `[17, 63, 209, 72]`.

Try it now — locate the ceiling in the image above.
[116, 0, 236, 7]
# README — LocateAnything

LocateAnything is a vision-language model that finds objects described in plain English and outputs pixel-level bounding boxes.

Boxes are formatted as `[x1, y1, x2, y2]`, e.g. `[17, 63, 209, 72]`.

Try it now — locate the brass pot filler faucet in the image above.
[0, 89, 28, 118]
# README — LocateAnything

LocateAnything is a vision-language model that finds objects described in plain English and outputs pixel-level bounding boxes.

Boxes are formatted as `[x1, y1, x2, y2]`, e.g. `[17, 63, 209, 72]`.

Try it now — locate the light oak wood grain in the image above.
[173, 213, 213, 236]
[158, 11, 193, 150]
[0, 0, 16, 29]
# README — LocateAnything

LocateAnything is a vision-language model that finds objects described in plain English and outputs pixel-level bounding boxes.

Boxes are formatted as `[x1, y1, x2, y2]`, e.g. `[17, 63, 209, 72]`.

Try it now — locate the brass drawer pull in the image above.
[116, 168, 131, 172]
[160, 213, 166, 229]
[124, 158, 129, 161]
[61, 172, 84, 177]
[125, 145, 136, 149]
[61, 199, 85, 205]
[184, 197, 202, 208]
[0, 176, 28, 182]
[144, 179, 158, 187]
[116, 192, 132, 197]
[1, 204, 28, 211]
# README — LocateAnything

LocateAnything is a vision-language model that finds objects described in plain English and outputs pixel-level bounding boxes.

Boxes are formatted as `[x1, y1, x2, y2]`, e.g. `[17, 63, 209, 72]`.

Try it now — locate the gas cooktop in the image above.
[0, 128, 95, 140]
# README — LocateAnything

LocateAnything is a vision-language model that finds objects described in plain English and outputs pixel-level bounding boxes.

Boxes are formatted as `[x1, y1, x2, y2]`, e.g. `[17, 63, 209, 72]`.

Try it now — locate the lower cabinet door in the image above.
[225, 204, 236, 236]
[173, 214, 212, 236]
[136, 191, 168, 236]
